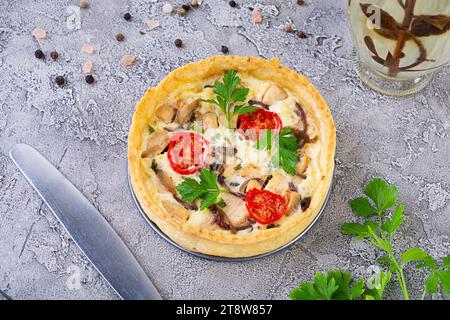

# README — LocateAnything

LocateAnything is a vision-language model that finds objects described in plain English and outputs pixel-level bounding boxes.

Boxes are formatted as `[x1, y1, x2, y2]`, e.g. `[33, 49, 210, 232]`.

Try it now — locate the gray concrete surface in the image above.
[0, 0, 449, 300]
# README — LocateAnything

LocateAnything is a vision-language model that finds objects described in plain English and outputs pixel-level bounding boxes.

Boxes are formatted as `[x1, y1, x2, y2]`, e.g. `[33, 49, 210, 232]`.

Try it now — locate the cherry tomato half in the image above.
[167, 131, 209, 175]
[245, 189, 287, 224]
[237, 109, 282, 139]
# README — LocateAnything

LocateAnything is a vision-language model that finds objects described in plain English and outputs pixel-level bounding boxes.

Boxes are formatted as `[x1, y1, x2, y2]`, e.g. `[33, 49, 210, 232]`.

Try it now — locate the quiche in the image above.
[128, 56, 335, 258]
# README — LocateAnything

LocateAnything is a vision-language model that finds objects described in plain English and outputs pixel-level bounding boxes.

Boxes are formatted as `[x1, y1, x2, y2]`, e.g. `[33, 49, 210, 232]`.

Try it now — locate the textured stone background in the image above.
[0, 0, 449, 300]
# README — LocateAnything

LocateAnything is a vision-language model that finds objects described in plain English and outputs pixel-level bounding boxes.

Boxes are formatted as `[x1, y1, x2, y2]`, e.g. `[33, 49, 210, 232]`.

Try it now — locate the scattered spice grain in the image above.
[50, 51, 59, 60]
[34, 49, 45, 59]
[55, 76, 65, 86]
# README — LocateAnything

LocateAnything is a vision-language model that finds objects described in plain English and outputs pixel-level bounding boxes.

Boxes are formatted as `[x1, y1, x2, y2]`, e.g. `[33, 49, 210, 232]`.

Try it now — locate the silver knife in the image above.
[9, 144, 162, 300]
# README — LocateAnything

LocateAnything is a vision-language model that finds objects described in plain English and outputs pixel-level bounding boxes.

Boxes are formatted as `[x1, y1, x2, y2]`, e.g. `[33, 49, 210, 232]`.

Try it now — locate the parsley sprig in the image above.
[290, 270, 366, 300]
[257, 128, 299, 175]
[291, 178, 450, 300]
[203, 70, 258, 128]
[175, 169, 224, 210]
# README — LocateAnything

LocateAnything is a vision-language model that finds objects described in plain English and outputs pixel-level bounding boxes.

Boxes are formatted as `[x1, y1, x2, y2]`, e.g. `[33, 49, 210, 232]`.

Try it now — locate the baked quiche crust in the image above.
[128, 56, 336, 258]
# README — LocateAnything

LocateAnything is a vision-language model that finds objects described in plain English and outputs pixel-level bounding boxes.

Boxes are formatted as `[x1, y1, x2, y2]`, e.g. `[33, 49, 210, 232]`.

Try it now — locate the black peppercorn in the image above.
[85, 75, 95, 84]
[182, 4, 191, 11]
[116, 33, 125, 41]
[297, 0, 305, 5]
[34, 49, 45, 59]
[229, 1, 237, 8]
[175, 39, 183, 48]
[123, 12, 131, 21]
[221, 45, 229, 54]
[55, 76, 65, 86]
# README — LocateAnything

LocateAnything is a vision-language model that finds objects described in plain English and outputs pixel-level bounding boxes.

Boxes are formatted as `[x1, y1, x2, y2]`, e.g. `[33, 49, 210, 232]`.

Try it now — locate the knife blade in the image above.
[9, 144, 162, 300]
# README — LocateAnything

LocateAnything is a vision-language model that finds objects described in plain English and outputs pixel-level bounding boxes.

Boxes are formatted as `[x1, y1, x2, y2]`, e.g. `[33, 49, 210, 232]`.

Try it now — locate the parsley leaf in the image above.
[439, 270, 450, 294]
[277, 128, 299, 175]
[381, 203, 405, 236]
[176, 169, 221, 210]
[292, 177, 450, 300]
[364, 271, 391, 300]
[443, 254, 450, 268]
[290, 270, 365, 300]
[364, 178, 398, 213]
[425, 271, 440, 294]
[257, 128, 299, 175]
[233, 104, 259, 116]
[290, 272, 338, 300]
[341, 221, 377, 239]
[401, 247, 430, 266]
[350, 197, 377, 217]
[203, 70, 258, 128]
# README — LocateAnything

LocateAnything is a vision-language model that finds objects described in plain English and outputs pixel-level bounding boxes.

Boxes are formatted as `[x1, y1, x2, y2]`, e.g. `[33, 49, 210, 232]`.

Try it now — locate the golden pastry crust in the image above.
[128, 56, 336, 258]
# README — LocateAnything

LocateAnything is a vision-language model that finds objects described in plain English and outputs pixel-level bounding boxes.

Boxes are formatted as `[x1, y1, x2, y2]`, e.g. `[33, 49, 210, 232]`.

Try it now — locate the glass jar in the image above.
[347, 0, 450, 96]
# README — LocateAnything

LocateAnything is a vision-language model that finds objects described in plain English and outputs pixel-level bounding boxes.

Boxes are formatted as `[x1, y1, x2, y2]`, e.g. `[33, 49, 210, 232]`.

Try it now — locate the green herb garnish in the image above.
[202, 70, 259, 128]
[257, 128, 299, 175]
[176, 169, 225, 210]
[290, 270, 366, 300]
[290, 178, 450, 300]
[148, 126, 155, 134]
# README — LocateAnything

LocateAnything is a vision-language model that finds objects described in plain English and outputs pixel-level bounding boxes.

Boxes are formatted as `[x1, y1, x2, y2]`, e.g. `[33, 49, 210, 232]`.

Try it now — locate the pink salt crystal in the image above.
[121, 54, 135, 66]
[146, 20, 160, 30]
[32, 28, 47, 39]
[162, 3, 173, 14]
[81, 43, 94, 54]
[251, 9, 263, 24]
[83, 60, 93, 74]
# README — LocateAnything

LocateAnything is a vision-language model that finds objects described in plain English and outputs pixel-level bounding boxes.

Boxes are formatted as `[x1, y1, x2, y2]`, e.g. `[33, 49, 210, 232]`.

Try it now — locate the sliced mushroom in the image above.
[295, 102, 308, 133]
[156, 103, 176, 123]
[176, 100, 199, 124]
[286, 191, 301, 216]
[220, 193, 250, 229]
[155, 169, 177, 195]
[262, 85, 288, 105]
[300, 197, 312, 211]
[296, 155, 310, 175]
[210, 205, 235, 233]
[201, 112, 218, 130]
[161, 200, 190, 224]
[141, 129, 169, 158]
[248, 99, 270, 110]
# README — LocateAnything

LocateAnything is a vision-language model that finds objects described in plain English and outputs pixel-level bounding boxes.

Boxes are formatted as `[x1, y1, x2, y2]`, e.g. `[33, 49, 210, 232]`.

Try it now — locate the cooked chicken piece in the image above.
[222, 163, 262, 179]
[244, 179, 263, 193]
[156, 103, 176, 123]
[201, 112, 218, 130]
[263, 171, 289, 195]
[220, 193, 250, 228]
[262, 85, 288, 105]
[176, 100, 199, 124]
[296, 155, 310, 175]
[155, 169, 177, 195]
[286, 191, 301, 215]
[162, 200, 190, 224]
[141, 129, 169, 158]
[239, 164, 263, 178]
[222, 163, 236, 178]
